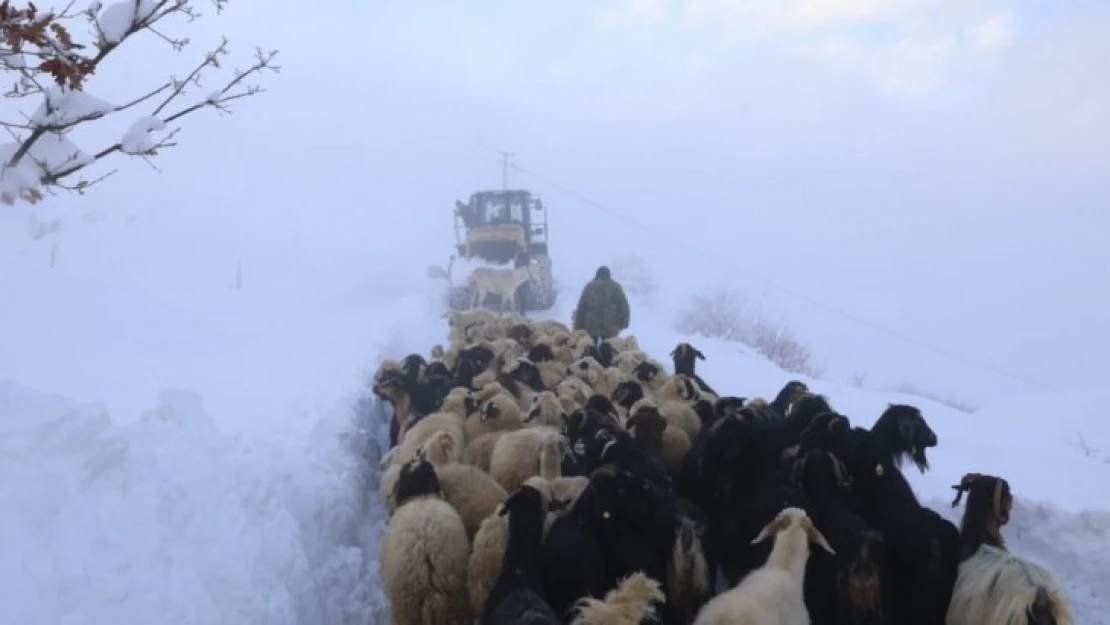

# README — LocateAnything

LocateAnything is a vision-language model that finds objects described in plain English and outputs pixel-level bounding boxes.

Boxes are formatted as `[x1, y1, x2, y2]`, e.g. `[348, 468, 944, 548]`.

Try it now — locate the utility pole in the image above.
[499, 151, 513, 190]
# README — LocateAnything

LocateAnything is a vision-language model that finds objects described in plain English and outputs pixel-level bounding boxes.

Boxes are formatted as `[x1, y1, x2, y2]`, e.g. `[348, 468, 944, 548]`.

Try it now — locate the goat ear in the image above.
[803, 517, 837, 555]
[695, 348, 705, 360]
[992, 478, 1012, 524]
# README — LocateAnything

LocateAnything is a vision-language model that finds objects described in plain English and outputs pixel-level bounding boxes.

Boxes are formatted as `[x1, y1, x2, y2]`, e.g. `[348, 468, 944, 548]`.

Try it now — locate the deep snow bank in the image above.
[0, 226, 451, 624]
[0, 380, 388, 625]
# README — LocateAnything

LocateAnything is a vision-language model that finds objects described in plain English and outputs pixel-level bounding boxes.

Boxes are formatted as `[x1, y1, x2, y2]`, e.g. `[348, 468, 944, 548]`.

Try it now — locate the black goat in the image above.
[794, 449, 888, 625]
[541, 480, 612, 620]
[484, 485, 561, 625]
[833, 427, 959, 625]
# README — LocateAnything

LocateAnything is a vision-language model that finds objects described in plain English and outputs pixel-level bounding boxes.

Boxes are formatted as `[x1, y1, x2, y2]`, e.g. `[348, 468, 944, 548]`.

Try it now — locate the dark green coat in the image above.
[573, 276, 630, 339]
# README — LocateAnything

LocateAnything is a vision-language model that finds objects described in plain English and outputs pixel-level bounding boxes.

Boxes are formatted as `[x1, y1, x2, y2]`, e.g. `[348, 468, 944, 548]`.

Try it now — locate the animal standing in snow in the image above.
[947, 473, 1072, 625]
[469, 261, 540, 314]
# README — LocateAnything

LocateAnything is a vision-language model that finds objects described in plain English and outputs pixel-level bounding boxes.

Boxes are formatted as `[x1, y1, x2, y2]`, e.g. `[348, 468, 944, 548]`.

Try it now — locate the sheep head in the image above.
[670, 342, 705, 375]
[584, 394, 621, 427]
[399, 353, 427, 382]
[611, 380, 646, 410]
[567, 356, 603, 385]
[507, 322, 535, 347]
[873, 403, 937, 473]
[595, 340, 616, 368]
[751, 507, 835, 555]
[497, 483, 548, 523]
[632, 360, 662, 383]
[393, 457, 443, 507]
[417, 430, 457, 466]
[714, 396, 747, 420]
[372, 372, 409, 403]
[526, 391, 565, 427]
[659, 374, 700, 402]
[627, 399, 667, 449]
[481, 392, 520, 423]
[440, 387, 477, 418]
[457, 343, 496, 372]
[527, 342, 556, 363]
[505, 357, 546, 392]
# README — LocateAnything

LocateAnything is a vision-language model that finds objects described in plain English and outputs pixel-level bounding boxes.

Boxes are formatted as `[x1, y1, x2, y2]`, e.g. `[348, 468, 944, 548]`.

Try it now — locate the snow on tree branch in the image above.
[0, 0, 279, 205]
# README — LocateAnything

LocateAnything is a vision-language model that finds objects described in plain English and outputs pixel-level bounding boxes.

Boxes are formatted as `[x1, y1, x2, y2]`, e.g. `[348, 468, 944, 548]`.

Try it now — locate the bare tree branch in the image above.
[0, 0, 278, 205]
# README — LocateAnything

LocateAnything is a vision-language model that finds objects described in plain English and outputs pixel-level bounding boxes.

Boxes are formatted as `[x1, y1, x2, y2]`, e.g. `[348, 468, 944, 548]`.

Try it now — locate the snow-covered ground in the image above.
[2, 215, 1108, 624]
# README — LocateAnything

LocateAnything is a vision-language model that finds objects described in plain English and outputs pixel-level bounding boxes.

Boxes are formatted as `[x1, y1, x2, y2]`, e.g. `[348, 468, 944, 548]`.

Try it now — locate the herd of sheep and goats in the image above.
[370, 308, 1072, 625]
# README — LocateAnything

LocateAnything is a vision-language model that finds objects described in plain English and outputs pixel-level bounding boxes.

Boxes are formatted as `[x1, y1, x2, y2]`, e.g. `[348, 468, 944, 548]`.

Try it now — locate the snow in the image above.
[0, 133, 95, 205]
[1, 217, 1108, 623]
[97, 0, 160, 44]
[121, 115, 168, 154]
[30, 86, 116, 128]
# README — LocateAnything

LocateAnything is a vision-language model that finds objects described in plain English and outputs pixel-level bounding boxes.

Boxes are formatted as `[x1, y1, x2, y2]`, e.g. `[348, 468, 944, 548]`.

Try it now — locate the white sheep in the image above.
[947, 545, 1073, 625]
[488, 426, 562, 493]
[692, 507, 834, 625]
[380, 458, 472, 625]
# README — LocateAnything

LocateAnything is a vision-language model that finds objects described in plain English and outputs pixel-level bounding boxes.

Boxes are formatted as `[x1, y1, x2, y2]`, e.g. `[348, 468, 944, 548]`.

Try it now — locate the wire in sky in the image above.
[507, 159, 1059, 393]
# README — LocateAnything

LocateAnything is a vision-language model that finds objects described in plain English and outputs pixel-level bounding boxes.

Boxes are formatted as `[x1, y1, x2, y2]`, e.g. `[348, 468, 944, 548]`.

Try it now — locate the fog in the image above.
[5, 0, 1107, 406]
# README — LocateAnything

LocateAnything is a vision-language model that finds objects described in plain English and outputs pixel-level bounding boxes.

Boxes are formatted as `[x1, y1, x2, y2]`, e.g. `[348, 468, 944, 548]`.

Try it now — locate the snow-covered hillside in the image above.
[1, 222, 1108, 624]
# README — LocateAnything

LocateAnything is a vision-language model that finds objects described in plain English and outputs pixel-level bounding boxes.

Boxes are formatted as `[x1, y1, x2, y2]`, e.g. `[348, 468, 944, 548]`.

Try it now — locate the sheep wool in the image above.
[570, 572, 665, 625]
[380, 495, 471, 625]
[435, 462, 508, 540]
[947, 545, 1073, 625]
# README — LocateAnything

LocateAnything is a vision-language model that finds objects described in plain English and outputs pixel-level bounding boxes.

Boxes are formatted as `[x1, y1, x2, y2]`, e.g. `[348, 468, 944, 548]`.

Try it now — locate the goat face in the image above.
[843, 530, 885, 618]
[884, 404, 937, 471]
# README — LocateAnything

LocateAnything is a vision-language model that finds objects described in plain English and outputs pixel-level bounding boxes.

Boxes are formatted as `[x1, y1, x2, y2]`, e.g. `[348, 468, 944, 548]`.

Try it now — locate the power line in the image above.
[507, 159, 1058, 393]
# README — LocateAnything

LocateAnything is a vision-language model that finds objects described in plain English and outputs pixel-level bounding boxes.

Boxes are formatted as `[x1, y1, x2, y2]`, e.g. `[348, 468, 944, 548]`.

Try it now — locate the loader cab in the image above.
[454, 189, 549, 263]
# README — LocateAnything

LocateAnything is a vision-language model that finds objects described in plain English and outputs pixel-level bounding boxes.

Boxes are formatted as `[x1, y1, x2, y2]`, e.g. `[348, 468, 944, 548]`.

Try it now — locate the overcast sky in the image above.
[4, 0, 1107, 406]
